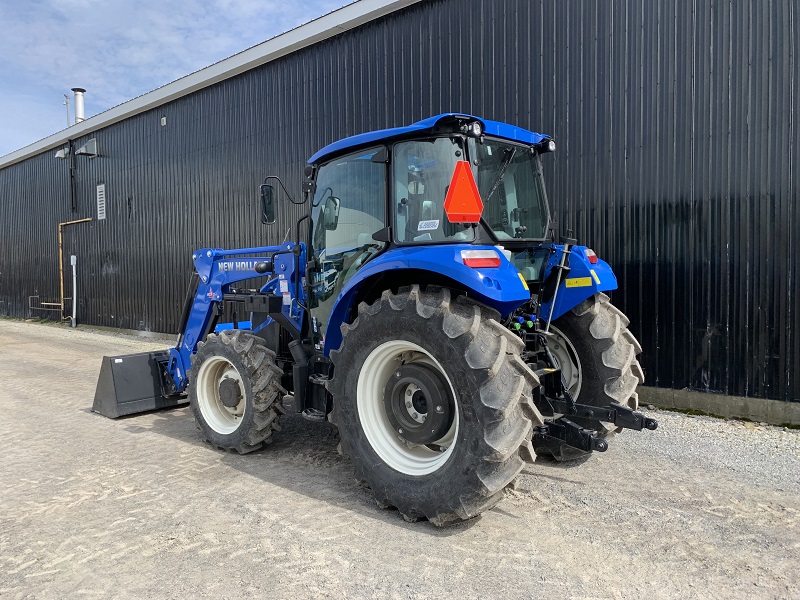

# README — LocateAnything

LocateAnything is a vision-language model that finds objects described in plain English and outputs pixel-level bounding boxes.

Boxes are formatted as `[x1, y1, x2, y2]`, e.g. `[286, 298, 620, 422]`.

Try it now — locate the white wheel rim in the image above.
[548, 325, 582, 398]
[357, 340, 459, 476]
[196, 357, 246, 434]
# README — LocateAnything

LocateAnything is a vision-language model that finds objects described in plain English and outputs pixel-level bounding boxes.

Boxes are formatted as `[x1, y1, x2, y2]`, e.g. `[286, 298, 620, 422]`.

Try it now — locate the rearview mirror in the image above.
[323, 196, 340, 231]
[260, 184, 275, 224]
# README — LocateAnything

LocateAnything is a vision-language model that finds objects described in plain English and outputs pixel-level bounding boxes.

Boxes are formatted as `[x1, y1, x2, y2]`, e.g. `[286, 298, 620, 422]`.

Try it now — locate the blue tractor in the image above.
[94, 114, 656, 525]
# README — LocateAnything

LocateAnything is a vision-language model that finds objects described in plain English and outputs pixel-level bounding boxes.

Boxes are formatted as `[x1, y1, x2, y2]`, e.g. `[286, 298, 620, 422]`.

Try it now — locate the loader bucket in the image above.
[92, 350, 188, 418]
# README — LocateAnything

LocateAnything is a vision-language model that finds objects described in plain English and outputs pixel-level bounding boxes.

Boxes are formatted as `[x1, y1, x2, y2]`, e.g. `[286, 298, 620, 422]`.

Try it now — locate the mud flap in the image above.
[92, 350, 187, 418]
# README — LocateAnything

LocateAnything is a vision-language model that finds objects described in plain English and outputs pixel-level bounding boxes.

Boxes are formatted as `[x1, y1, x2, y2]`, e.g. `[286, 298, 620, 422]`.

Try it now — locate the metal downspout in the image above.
[69, 140, 76, 211]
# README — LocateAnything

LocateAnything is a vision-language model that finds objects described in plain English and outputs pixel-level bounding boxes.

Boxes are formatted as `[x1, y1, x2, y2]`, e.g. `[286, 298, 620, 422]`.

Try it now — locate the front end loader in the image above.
[93, 113, 657, 525]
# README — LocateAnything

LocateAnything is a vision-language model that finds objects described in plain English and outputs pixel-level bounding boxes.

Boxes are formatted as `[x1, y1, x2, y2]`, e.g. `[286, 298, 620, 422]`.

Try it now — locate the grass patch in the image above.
[778, 422, 800, 430]
[656, 406, 721, 419]
[1, 315, 62, 326]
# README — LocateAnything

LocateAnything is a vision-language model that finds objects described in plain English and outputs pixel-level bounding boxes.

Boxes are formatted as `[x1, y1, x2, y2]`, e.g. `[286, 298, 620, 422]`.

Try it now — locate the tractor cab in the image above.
[303, 114, 557, 348]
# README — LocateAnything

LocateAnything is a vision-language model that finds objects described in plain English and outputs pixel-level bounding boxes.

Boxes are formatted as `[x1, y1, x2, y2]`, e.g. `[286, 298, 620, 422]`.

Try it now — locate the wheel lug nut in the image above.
[395, 371, 401, 378]
[398, 428, 403, 434]
[412, 412, 418, 419]
[435, 405, 443, 413]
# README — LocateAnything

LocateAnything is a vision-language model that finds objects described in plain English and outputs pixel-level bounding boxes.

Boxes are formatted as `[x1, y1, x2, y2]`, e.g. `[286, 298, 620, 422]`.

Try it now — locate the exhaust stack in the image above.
[71, 87, 86, 123]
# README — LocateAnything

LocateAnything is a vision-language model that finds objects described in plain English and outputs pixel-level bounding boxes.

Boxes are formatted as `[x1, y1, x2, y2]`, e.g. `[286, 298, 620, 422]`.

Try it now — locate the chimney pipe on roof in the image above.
[71, 88, 86, 123]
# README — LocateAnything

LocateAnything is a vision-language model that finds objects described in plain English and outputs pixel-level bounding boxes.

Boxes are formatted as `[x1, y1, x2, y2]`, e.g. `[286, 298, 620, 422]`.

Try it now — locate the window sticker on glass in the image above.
[417, 219, 440, 231]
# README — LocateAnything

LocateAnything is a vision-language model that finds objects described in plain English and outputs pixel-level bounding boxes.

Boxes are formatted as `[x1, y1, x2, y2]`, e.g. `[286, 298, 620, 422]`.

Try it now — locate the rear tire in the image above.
[328, 286, 544, 526]
[189, 330, 286, 453]
[536, 292, 644, 461]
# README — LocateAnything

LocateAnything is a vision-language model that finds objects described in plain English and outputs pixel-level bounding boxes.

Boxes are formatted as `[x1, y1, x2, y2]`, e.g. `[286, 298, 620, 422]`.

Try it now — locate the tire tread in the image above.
[328, 285, 544, 526]
[189, 330, 286, 454]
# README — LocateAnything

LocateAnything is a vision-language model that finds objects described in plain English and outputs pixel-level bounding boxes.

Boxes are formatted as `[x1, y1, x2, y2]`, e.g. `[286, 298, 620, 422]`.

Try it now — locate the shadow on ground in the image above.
[117, 404, 510, 535]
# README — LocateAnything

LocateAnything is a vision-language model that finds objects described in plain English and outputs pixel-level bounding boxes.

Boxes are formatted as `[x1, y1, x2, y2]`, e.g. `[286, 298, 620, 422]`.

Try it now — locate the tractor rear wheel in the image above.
[328, 286, 544, 526]
[537, 292, 644, 461]
[189, 330, 286, 453]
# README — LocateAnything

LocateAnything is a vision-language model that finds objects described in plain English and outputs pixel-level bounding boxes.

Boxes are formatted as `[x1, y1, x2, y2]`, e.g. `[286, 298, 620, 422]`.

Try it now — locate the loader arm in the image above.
[166, 242, 305, 392]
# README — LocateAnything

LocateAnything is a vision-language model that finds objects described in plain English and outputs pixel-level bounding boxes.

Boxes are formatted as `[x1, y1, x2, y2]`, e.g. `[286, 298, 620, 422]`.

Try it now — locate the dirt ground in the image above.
[1, 319, 798, 599]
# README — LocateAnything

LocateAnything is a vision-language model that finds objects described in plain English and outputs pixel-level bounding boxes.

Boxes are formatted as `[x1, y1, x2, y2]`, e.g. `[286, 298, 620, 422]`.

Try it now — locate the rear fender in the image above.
[539, 245, 617, 321]
[321, 244, 530, 356]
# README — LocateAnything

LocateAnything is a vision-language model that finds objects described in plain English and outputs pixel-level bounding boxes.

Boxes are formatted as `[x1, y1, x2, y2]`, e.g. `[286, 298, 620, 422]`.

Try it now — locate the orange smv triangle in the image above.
[443, 161, 483, 223]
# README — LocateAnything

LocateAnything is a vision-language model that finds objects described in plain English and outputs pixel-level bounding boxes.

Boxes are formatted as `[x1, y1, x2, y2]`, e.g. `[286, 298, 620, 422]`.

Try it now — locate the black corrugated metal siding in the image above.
[0, 0, 797, 401]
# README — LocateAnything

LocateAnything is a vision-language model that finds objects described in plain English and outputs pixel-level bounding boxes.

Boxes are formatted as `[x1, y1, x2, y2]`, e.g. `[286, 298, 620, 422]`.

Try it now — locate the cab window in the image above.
[392, 138, 474, 244]
[309, 147, 386, 345]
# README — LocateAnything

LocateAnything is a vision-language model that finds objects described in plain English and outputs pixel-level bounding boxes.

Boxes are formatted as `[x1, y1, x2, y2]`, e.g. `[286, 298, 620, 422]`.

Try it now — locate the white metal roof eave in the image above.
[0, 0, 422, 170]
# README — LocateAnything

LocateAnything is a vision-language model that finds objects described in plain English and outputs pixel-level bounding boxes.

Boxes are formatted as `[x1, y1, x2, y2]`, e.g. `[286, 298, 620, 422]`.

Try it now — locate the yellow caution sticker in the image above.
[517, 272, 529, 290]
[565, 277, 592, 288]
[590, 269, 601, 284]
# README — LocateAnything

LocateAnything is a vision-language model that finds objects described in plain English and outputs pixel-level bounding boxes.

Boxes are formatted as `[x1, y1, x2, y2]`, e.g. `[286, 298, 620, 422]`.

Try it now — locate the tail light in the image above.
[461, 250, 501, 268]
[584, 248, 599, 264]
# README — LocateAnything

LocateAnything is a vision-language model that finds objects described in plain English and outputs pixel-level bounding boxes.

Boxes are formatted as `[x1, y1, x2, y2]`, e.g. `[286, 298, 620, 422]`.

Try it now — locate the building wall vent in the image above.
[97, 184, 106, 220]
[76, 138, 98, 157]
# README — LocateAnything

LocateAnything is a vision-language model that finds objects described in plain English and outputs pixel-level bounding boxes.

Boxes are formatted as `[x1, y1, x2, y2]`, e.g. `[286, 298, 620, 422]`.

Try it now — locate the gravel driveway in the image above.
[1, 319, 797, 599]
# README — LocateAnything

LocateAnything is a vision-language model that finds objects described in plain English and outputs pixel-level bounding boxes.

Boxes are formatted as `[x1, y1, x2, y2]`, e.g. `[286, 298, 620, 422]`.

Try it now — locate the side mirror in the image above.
[323, 196, 340, 231]
[260, 184, 275, 224]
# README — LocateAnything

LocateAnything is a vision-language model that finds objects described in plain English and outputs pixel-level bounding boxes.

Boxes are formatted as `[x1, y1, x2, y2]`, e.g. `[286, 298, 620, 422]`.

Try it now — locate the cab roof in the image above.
[307, 113, 552, 164]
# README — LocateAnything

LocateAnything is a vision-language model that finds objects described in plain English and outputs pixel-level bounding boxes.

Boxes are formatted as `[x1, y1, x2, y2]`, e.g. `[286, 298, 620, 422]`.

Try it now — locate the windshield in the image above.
[472, 138, 550, 240]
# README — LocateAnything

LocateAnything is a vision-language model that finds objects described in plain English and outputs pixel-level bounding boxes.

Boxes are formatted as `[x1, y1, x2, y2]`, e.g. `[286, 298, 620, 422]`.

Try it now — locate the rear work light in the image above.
[461, 249, 501, 268]
[584, 248, 599, 264]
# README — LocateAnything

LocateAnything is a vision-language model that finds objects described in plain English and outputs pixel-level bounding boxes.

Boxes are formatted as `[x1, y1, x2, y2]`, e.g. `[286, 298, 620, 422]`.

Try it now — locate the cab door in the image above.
[308, 147, 388, 349]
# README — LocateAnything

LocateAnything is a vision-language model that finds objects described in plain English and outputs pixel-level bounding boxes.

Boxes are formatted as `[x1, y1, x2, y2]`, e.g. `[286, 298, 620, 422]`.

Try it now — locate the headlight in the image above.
[460, 120, 483, 137]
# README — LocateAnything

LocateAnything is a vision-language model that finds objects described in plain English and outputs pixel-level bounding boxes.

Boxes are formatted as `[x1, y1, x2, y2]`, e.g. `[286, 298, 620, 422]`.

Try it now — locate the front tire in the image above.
[189, 330, 286, 453]
[328, 286, 544, 526]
